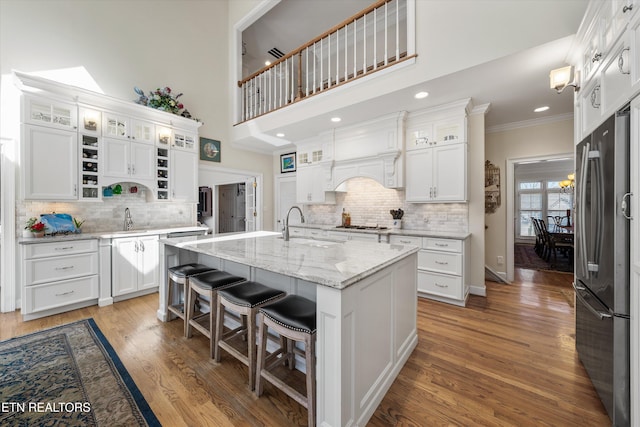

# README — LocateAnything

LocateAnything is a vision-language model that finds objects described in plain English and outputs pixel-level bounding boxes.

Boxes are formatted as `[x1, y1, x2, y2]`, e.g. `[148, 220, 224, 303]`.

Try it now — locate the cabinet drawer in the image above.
[422, 238, 461, 253]
[289, 227, 306, 237]
[25, 239, 98, 259]
[418, 250, 462, 275]
[25, 252, 99, 286]
[418, 270, 463, 300]
[25, 275, 99, 314]
[306, 229, 326, 239]
[389, 235, 422, 246]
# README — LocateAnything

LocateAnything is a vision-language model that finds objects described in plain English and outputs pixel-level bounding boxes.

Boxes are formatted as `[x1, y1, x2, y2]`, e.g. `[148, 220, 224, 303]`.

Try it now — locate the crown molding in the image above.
[486, 112, 573, 134]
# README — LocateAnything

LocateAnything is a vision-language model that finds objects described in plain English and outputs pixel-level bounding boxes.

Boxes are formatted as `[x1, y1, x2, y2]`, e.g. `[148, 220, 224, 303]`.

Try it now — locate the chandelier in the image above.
[560, 173, 575, 193]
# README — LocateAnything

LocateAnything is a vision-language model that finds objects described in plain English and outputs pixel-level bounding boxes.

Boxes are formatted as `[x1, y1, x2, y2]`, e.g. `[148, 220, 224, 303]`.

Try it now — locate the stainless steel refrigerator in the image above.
[574, 107, 631, 426]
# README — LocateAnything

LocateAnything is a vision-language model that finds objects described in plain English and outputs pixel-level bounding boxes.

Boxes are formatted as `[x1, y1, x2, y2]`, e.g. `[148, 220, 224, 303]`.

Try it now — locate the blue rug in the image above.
[0, 318, 160, 426]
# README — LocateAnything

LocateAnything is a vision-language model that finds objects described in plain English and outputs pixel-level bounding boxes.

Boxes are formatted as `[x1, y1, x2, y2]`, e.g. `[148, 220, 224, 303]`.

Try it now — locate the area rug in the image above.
[514, 243, 573, 274]
[0, 318, 160, 426]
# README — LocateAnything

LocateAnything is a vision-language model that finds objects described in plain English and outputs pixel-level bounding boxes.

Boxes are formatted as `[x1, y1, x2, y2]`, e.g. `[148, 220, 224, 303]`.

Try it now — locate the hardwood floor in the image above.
[0, 269, 610, 426]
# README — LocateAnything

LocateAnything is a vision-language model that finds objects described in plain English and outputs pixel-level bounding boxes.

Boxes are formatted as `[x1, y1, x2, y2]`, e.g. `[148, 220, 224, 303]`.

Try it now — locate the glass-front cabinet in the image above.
[23, 95, 77, 130]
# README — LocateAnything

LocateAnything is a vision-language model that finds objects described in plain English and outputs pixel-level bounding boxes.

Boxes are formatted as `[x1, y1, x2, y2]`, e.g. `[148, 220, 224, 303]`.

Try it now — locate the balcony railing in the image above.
[237, 0, 414, 123]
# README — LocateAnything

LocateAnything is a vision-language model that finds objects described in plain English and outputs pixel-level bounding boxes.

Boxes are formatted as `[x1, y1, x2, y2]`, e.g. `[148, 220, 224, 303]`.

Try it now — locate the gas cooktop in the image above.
[336, 225, 388, 230]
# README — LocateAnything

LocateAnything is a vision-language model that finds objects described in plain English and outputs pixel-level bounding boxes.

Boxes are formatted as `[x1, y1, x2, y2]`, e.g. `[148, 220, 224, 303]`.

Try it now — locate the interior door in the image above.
[245, 177, 256, 232]
[276, 176, 297, 231]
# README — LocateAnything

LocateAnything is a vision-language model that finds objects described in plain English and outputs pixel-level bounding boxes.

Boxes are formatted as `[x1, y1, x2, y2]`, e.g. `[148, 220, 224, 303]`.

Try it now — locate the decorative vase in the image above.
[32, 231, 44, 238]
[392, 219, 403, 230]
[22, 229, 32, 238]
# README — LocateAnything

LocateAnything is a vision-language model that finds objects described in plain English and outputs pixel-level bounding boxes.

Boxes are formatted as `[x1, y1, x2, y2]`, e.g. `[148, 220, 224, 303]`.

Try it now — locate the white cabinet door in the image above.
[130, 141, 155, 181]
[23, 125, 78, 200]
[138, 236, 159, 291]
[102, 137, 131, 179]
[131, 119, 155, 144]
[23, 95, 78, 131]
[432, 144, 467, 201]
[405, 149, 433, 202]
[103, 112, 129, 139]
[112, 238, 138, 296]
[170, 150, 197, 201]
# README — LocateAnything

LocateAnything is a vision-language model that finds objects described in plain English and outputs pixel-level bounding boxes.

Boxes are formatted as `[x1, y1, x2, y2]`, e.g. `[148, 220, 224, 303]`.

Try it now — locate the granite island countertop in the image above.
[160, 231, 419, 290]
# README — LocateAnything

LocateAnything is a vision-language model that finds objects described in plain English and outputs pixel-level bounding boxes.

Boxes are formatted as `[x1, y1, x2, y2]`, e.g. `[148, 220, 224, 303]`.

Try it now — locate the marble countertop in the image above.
[18, 226, 209, 244]
[288, 223, 471, 240]
[160, 231, 419, 290]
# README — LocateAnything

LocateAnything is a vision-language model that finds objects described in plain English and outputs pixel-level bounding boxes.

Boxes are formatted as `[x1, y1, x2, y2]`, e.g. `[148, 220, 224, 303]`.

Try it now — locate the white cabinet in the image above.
[103, 112, 155, 144]
[22, 124, 78, 200]
[21, 239, 99, 320]
[406, 115, 466, 151]
[22, 95, 77, 131]
[156, 146, 170, 200]
[170, 149, 197, 201]
[112, 235, 159, 298]
[172, 129, 197, 152]
[405, 143, 466, 202]
[296, 164, 335, 204]
[390, 235, 468, 306]
[102, 137, 155, 184]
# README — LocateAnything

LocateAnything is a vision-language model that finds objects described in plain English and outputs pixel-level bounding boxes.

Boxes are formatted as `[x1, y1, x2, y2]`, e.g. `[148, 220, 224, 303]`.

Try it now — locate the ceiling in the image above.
[241, 0, 588, 147]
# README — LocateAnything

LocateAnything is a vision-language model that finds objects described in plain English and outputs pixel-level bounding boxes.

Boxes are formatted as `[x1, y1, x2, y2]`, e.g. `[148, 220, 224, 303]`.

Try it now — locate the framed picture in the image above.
[200, 137, 221, 162]
[280, 152, 296, 173]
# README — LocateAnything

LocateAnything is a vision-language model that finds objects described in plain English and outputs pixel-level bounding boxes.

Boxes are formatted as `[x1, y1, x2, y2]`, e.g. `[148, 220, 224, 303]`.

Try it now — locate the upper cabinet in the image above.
[171, 129, 197, 152]
[22, 95, 77, 131]
[102, 111, 155, 144]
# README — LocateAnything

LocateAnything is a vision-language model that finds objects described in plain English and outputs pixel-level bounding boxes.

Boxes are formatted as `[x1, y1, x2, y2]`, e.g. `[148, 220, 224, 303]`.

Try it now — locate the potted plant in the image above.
[30, 220, 46, 238]
[73, 218, 85, 233]
[24, 217, 37, 238]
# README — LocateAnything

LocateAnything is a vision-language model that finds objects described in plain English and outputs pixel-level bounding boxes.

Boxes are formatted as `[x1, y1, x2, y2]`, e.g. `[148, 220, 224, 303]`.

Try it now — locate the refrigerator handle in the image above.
[578, 142, 590, 277]
[621, 192, 633, 220]
[573, 282, 613, 320]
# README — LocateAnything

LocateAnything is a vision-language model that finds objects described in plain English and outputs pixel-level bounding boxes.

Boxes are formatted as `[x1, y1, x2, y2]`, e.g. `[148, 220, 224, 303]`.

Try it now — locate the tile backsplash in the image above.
[17, 185, 196, 234]
[301, 177, 468, 232]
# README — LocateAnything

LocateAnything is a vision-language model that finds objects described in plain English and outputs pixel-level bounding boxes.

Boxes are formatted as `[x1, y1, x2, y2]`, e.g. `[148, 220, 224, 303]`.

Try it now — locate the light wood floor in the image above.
[0, 269, 610, 426]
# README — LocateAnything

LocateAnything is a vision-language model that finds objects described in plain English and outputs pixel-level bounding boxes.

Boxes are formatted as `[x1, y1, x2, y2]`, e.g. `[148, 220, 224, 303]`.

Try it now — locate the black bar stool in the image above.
[255, 295, 317, 427]
[214, 281, 286, 390]
[186, 270, 246, 358]
[167, 263, 216, 335]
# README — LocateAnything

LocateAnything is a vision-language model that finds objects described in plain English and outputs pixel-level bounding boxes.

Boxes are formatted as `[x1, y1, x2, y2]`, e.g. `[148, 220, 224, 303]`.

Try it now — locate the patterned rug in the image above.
[514, 243, 573, 274]
[0, 318, 160, 426]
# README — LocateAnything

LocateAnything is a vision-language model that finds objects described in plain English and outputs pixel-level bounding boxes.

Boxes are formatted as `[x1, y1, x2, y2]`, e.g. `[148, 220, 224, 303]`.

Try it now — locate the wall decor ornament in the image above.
[485, 160, 501, 214]
[200, 137, 221, 162]
[280, 152, 296, 173]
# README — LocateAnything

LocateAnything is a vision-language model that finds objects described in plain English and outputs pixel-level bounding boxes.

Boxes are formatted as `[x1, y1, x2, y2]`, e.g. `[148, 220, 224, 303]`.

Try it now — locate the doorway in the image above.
[506, 153, 573, 282]
[218, 183, 246, 233]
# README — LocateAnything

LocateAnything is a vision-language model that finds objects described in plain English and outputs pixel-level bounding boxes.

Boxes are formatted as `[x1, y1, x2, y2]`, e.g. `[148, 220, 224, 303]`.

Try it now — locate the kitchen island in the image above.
[158, 231, 419, 427]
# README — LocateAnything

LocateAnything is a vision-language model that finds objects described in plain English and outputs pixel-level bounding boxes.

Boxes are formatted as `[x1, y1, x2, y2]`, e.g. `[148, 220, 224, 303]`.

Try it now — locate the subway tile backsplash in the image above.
[302, 177, 468, 232]
[17, 185, 196, 234]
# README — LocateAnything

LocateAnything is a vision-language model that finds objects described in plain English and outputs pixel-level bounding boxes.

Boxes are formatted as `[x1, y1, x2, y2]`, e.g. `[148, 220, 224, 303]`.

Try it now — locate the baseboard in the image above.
[485, 266, 510, 284]
[469, 284, 487, 297]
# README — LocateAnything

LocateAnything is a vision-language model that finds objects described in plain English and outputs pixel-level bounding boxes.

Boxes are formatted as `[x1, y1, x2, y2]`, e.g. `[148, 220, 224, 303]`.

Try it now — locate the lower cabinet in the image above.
[21, 239, 99, 320]
[390, 235, 469, 306]
[112, 235, 159, 298]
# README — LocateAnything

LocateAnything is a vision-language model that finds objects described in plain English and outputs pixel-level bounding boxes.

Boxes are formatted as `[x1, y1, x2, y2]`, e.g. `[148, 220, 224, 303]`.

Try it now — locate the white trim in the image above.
[487, 113, 574, 134]
[0, 137, 17, 312]
[506, 152, 573, 282]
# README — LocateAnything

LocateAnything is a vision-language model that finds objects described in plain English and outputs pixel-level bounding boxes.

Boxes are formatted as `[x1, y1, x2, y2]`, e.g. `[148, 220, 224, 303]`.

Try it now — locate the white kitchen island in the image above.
[158, 231, 419, 427]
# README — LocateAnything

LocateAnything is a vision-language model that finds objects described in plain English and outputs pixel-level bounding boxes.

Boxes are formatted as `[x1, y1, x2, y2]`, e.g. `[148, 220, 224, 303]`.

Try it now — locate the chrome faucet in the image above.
[283, 206, 305, 241]
[124, 207, 133, 231]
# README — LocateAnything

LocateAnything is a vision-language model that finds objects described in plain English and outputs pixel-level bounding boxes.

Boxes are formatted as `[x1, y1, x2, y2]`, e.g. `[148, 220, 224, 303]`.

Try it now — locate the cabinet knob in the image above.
[592, 52, 602, 63]
[623, 4, 633, 13]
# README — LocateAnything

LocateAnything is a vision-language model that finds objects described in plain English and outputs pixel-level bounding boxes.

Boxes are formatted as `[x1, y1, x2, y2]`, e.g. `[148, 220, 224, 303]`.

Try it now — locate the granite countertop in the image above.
[18, 226, 209, 244]
[160, 231, 420, 290]
[288, 223, 471, 240]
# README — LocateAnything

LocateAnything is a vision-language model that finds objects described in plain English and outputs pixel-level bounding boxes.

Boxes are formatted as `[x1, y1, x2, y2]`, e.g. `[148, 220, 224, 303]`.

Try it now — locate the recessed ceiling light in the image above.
[331, 117, 341, 122]
[276, 133, 285, 137]
[534, 106, 549, 112]
[414, 91, 429, 99]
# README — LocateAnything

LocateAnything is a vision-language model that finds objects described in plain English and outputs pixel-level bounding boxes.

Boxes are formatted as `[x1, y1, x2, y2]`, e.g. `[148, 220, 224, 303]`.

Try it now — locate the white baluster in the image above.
[345, 24, 348, 82]
[353, 18, 357, 78]
[305, 47, 309, 96]
[363, 13, 367, 74]
[313, 42, 317, 93]
[328, 35, 331, 88]
[336, 28, 340, 85]
[320, 37, 324, 92]
[385, 2, 388, 65]
[396, 0, 400, 61]
[373, 8, 377, 70]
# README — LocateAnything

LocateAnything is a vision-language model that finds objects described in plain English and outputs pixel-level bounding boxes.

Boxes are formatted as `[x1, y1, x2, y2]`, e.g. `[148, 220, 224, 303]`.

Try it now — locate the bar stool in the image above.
[185, 270, 246, 358]
[214, 281, 286, 390]
[255, 295, 317, 427]
[167, 263, 216, 335]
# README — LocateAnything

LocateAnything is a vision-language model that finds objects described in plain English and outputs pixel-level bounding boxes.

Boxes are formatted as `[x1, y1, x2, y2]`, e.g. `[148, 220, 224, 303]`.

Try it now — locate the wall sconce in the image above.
[83, 111, 98, 131]
[560, 173, 575, 193]
[158, 127, 171, 145]
[550, 65, 580, 94]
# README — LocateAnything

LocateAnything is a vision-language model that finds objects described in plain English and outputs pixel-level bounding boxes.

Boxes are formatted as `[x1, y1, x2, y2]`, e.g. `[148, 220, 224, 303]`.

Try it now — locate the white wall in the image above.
[485, 118, 574, 276]
[0, 0, 275, 230]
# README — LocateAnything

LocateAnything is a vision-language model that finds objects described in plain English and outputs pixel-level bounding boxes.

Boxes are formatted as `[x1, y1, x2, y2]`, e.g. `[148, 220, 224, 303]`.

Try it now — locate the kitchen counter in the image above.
[159, 230, 419, 289]
[288, 223, 471, 240]
[18, 225, 209, 244]
[159, 231, 418, 426]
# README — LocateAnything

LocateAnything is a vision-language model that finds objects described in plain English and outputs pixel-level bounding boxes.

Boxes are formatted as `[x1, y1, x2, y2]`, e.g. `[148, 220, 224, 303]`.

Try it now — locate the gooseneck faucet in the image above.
[124, 207, 133, 231]
[283, 206, 305, 241]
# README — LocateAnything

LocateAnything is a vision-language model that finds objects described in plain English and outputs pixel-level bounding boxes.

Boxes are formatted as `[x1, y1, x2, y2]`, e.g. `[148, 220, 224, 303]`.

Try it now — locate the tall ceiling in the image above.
[241, 0, 589, 141]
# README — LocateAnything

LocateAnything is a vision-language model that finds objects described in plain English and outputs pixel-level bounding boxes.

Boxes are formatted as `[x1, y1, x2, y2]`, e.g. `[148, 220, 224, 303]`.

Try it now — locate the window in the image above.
[517, 179, 573, 239]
